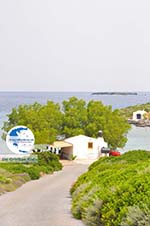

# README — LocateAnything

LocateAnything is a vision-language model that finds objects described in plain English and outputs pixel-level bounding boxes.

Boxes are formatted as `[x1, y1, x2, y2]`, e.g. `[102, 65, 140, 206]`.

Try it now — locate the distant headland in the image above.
[92, 92, 138, 96]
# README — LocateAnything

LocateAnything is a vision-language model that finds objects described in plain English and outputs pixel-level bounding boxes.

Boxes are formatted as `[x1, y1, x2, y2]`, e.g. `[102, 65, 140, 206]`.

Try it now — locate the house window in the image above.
[88, 142, 93, 149]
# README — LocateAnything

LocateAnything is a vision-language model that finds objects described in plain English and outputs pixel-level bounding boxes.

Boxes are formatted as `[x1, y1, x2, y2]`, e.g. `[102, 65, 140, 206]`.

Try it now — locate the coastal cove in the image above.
[0, 91, 150, 153]
[120, 125, 150, 152]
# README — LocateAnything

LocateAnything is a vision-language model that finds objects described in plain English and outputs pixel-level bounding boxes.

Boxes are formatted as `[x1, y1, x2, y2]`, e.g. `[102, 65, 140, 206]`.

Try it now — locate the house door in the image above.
[136, 114, 141, 119]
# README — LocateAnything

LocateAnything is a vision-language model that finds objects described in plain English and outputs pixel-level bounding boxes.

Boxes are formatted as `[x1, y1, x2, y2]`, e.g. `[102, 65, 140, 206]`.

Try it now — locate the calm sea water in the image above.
[0, 91, 150, 153]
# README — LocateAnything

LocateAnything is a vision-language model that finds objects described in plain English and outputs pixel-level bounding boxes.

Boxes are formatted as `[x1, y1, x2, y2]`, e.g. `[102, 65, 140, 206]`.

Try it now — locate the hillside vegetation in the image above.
[0, 152, 62, 195]
[119, 102, 150, 119]
[71, 150, 150, 226]
[0, 168, 30, 195]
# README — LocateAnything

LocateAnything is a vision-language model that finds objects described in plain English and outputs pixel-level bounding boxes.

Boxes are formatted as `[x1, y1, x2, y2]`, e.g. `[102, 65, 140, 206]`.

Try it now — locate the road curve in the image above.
[0, 163, 88, 226]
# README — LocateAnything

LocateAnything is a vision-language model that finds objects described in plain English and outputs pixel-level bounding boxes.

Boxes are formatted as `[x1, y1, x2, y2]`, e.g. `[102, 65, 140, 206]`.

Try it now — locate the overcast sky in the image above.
[0, 1, 150, 92]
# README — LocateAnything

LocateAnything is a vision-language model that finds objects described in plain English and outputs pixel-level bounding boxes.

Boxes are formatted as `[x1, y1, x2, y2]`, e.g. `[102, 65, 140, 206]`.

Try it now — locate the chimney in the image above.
[97, 130, 103, 137]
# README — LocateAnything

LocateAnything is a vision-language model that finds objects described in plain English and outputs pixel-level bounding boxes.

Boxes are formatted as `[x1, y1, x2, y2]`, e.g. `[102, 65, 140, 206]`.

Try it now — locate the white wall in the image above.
[133, 110, 146, 121]
[65, 135, 107, 160]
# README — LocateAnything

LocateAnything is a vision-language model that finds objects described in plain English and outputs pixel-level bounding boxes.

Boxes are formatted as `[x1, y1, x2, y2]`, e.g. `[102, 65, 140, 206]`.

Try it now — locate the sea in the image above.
[0, 91, 150, 154]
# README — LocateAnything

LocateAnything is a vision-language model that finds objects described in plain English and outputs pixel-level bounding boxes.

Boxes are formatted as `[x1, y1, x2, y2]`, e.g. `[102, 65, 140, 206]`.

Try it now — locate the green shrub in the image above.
[83, 200, 104, 226]
[0, 171, 30, 195]
[0, 152, 62, 181]
[34, 152, 62, 171]
[71, 150, 150, 226]
[25, 166, 41, 180]
[0, 175, 12, 184]
[121, 205, 150, 226]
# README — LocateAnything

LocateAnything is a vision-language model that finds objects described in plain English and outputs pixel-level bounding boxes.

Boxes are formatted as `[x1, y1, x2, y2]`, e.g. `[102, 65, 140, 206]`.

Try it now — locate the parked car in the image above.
[109, 150, 121, 156]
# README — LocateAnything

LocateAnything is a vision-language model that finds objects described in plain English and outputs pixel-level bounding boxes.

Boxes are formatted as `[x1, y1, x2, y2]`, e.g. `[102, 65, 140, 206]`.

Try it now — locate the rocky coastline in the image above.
[128, 119, 150, 127]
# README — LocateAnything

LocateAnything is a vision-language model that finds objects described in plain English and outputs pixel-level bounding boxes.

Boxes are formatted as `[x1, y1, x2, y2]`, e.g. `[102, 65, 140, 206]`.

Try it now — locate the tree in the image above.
[85, 100, 130, 148]
[2, 101, 63, 144]
[62, 97, 87, 137]
[2, 97, 131, 148]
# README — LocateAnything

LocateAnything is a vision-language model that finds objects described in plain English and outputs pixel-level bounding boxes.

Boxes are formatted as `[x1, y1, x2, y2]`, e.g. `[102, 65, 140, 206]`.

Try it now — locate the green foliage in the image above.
[0, 152, 62, 195]
[0, 152, 62, 180]
[85, 101, 130, 148]
[62, 98, 130, 148]
[83, 200, 104, 226]
[121, 205, 150, 226]
[35, 152, 62, 171]
[0, 163, 40, 180]
[0, 168, 30, 195]
[2, 97, 130, 148]
[62, 97, 87, 137]
[0, 175, 12, 184]
[71, 150, 150, 226]
[2, 101, 63, 144]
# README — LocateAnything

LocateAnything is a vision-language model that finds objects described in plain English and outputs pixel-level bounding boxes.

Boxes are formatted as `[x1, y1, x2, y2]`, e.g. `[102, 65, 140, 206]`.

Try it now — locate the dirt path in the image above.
[0, 163, 88, 226]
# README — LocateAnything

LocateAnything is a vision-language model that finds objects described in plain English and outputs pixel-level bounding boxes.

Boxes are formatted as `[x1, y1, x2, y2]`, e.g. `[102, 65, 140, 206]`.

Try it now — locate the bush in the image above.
[71, 150, 150, 226]
[0, 175, 12, 184]
[34, 152, 62, 171]
[83, 200, 103, 226]
[0, 152, 62, 180]
[121, 205, 150, 226]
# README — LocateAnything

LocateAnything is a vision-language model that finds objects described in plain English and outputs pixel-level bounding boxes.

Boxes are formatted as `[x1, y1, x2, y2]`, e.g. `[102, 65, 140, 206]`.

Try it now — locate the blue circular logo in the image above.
[6, 126, 35, 154]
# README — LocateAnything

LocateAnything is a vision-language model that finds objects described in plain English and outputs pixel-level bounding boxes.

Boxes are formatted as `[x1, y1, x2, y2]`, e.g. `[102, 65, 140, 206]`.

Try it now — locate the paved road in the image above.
[0, 163, 88, 226]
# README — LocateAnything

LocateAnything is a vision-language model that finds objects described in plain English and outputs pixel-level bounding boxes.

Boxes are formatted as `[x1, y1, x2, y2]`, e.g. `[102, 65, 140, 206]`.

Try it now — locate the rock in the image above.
[128, 119, 150, 127]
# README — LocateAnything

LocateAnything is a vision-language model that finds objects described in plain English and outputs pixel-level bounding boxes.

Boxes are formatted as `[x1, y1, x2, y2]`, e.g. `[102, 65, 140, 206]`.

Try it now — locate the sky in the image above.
[0, 0, 150, 92]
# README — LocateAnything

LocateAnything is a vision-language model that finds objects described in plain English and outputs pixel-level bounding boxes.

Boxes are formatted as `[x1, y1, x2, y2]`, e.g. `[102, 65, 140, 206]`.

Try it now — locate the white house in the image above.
[132, 110, 147, 121]
[62, 134, 108, 160]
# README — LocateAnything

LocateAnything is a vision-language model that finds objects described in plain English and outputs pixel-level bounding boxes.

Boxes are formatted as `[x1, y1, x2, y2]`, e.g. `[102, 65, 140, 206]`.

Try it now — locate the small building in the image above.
[62, 134, 108, 160]
[132, 110, 147, 121]
[36, 131, 108, 160]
